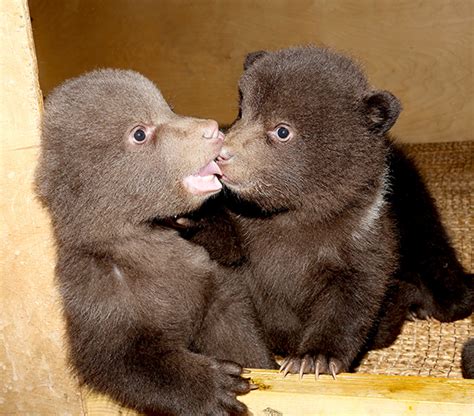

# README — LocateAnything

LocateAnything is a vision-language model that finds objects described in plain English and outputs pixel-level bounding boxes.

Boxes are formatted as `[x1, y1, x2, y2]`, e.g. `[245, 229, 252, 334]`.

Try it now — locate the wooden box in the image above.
[1, 1, 472, 414]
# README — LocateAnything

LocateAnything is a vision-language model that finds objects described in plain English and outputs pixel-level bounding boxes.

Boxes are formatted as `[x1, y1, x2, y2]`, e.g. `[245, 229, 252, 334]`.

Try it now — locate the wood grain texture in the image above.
[83, 370, 474, 416]
[242, 370, 474, 416]
[0, 0, 82, 414]
[29, 0, 473, 143]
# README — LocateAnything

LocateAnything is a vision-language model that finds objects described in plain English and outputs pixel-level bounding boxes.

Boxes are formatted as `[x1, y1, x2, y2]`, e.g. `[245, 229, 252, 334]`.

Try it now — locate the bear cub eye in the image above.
[134, 129, 146, 142]
[129, 126, 151, 145]
[268, 124, 293, 143]
[277, 126, 290, 139]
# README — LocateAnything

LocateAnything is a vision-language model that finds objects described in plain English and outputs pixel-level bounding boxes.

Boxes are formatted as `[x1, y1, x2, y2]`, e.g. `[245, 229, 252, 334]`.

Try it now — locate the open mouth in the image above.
[182, 160, 223, 195]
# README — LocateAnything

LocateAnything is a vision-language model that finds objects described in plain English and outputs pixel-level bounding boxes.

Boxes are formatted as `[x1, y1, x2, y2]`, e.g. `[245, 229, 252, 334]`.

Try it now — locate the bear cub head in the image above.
[218, 46, 401, 219]
[35, 69, 224, 245]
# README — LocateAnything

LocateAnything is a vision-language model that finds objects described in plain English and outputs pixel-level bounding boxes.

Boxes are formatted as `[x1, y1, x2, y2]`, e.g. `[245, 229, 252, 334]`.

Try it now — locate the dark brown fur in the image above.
[213, 46, 472, 375]
[34, 69, 275, 415]
[461, 338, 474, 379]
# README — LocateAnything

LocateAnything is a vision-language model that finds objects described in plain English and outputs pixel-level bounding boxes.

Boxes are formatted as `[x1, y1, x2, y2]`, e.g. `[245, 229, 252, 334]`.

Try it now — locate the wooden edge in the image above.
[82, 370, 473, 416]
[0, 0, 81, 414]
[241, 369, 473, 415]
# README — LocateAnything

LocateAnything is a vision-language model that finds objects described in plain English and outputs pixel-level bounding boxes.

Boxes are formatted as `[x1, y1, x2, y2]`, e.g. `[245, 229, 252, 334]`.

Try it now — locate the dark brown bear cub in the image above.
[216, 46, 472, 377]
[35, 69, 275, 415]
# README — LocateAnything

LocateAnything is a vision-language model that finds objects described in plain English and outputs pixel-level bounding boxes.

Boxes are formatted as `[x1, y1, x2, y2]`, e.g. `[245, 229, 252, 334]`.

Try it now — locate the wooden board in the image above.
[83, 370, 474, 416]
[0, 0, 82, 414]
[242, 370, 474, 416]
[29, 0, 474, 143]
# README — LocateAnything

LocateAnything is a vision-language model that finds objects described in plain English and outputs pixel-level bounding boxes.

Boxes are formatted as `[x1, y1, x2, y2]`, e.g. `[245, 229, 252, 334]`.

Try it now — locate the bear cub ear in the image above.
[364, 90, 402, 135]
[243, 50, 268, 70]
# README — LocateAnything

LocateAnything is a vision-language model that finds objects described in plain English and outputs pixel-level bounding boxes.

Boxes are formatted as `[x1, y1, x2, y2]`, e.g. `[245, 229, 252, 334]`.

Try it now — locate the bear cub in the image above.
[215, 46, 472, 377]
[35, 69, 275, 415]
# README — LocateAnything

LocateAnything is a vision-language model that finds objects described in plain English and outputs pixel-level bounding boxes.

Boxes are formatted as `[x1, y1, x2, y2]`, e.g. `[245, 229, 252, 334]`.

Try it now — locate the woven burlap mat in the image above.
[359, 141, 473, 378]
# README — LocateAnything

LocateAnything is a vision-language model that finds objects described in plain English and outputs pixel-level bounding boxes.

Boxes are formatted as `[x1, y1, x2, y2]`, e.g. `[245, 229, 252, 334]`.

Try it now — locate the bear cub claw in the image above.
[406, 307, 435, 322]
[280, 354, 344, 380]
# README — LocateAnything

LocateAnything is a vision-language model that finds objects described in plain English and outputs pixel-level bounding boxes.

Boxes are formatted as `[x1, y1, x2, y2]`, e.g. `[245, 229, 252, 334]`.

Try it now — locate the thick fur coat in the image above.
[212, 46, 472, 376]
[35, 69, 275, 415]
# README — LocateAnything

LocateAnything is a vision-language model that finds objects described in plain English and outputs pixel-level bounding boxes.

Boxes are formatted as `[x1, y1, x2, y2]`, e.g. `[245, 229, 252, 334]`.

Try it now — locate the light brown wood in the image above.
[241, 370, 474, 415]
[29, 0, 473, 143]
[83, 370, 474, 416]
[0, 0, 82, 413]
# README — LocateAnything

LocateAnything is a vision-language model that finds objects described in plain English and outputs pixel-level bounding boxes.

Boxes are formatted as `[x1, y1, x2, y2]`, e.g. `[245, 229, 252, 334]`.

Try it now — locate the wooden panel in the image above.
[83, 370, 474, 416]
[29, 0, 473, 143]
[0, 0, 82, 414]
[241, 370, 474, 415]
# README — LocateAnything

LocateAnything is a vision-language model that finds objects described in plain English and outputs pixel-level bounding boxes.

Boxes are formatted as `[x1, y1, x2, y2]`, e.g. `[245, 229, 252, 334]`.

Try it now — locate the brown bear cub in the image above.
[35, 69, 275, 415]
[216, 46, 472, 377]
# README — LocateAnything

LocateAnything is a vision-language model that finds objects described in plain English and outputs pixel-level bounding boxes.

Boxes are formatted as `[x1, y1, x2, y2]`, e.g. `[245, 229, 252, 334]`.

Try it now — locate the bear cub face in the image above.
[218, 47, 401, 218]
[36, 69, 224, 243]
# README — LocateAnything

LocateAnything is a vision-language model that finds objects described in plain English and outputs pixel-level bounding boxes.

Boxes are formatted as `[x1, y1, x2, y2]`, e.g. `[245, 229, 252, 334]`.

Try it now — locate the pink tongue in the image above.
[197, 160, 222, 176]
[183, 160, 223, 195]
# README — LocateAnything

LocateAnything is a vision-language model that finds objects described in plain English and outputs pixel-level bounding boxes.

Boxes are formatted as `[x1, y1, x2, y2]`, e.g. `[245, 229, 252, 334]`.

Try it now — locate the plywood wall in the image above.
[0, 0, 82, 413]
[29, 0, 473, 143]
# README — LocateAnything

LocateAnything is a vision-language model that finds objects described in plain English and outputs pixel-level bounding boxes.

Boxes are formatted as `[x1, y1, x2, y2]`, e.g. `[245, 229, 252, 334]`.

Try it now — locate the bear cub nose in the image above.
[202, 120, 225, 142]
[216, 147, 234, 163]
